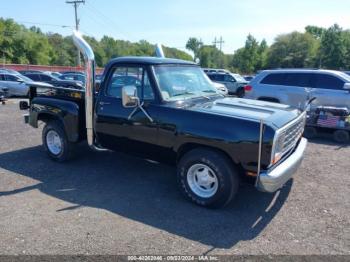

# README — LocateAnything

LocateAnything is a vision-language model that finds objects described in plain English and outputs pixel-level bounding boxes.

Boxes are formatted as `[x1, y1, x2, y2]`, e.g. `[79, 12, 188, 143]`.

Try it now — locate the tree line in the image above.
[0, 18, 192, 67]
[1, 18, 349, 74]
[186, 24, 350, 74]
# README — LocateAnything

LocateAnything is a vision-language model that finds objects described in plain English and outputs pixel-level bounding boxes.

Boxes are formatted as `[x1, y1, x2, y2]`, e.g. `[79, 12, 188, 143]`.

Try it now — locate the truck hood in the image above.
[191, 97, 302, 129]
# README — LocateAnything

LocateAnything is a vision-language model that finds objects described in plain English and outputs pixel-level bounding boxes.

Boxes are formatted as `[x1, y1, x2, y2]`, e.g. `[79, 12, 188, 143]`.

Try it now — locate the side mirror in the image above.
[122, 85, 139, 108]
[16, 79, 24, 83]
[343, 83, 350, 90]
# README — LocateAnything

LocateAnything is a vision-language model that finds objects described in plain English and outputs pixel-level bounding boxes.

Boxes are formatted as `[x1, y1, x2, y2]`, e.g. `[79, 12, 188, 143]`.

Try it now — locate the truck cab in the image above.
[21, 32, 308, 208]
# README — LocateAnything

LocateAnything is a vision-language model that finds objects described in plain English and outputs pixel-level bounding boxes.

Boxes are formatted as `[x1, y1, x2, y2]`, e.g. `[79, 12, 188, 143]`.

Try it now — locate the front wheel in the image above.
[177, 148, 239, 208]
[42, 121, 76, 162]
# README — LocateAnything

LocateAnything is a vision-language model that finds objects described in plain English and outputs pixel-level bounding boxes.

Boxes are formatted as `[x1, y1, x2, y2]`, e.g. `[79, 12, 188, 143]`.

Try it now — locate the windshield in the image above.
[154, 65, 218, 101]
[232, 73, 246, 82]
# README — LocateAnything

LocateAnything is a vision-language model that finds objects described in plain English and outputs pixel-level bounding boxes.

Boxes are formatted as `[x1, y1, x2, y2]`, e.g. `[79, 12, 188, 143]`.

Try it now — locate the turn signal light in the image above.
[271, 154, 282, 165]
[244, 85, 252, 92]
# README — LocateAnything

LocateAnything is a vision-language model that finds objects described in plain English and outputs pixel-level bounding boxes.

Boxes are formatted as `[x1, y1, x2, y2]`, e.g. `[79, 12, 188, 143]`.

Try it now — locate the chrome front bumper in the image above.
[256, 137, 308, 193]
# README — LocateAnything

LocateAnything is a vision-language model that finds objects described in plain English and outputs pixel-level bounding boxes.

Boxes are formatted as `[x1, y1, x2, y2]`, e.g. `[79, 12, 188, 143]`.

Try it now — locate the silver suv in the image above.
[207, 72, 248, 97]
[245, 69, 350, 109]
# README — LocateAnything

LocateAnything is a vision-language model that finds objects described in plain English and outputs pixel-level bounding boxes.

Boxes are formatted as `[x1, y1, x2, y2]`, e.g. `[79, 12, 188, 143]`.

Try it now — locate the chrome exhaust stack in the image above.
[72, 30, 95, 148]
[155, 43, 165, 58]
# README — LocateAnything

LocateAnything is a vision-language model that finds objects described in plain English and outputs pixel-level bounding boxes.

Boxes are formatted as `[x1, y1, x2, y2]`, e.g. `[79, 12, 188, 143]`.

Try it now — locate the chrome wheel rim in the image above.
[46, 130, 62, 155]
[187, 163, 218, 198]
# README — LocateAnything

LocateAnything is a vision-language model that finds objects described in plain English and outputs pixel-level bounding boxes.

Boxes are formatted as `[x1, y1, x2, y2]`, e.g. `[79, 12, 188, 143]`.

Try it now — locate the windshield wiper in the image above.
[172, 91, 196, 97]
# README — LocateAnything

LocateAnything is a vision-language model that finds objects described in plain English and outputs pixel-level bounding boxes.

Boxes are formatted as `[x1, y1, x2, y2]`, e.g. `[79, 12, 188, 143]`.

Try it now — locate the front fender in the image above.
[29, 97, 81, 142]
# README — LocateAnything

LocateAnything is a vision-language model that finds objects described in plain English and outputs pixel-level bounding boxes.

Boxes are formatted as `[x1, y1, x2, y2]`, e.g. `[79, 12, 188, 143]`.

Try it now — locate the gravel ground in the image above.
[0, 99, 349, 255]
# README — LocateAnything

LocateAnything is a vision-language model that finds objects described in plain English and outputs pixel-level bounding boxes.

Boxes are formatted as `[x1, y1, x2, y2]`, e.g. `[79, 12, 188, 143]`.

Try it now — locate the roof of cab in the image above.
[108, 56, 196, 66]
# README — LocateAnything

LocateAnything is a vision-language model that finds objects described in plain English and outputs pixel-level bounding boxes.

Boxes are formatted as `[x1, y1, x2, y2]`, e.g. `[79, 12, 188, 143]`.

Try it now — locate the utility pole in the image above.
[213, 36, 225, 52]
[66, 0, 85, 67]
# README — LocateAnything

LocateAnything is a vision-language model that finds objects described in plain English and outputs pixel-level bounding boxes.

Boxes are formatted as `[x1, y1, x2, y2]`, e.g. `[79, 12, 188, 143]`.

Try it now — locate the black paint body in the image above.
[27, 57, 302, 178]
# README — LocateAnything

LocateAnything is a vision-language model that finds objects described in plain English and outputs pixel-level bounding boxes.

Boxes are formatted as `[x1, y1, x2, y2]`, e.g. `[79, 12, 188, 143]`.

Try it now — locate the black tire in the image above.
[177, 148, 239, 208]
[303, 126, 317, 139]
[42, 120, 76, 162]
[333, 130, 349, 143]
[236, 87, 245, 98]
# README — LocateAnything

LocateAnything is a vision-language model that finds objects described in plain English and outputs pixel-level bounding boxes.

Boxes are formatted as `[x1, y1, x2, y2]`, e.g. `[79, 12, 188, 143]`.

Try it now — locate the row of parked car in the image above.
[0, 68, 104, 97]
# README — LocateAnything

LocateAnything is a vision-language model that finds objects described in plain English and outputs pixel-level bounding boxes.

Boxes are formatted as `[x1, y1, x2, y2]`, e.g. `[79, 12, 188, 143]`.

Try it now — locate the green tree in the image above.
[319, 24, 346, 69]
[305, 25, 325, 39]
[198, 45, 226, 68]
[267, 31, 318, 68]
[186, 37, 203, 60]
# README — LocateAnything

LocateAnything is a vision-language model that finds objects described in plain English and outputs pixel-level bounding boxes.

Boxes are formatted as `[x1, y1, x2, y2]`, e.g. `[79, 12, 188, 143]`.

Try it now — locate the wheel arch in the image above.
[176, 143, 244, 175]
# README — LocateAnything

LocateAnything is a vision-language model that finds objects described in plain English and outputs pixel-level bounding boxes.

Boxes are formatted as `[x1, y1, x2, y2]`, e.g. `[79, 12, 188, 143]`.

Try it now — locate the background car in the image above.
[59, 72, 85, 85]
[245, 69, 350, 109]
[18, 70, 44, 75]
[44, 71, 62, 78]
[211, 81, 228, 95]
[243, 75, 255, 81]
[59, 71, 83, 75]
[0, 73, 37, 96]
[0, 68, 22, 76]
[23, 72, 84, 89]
[206, 72, 248, 97]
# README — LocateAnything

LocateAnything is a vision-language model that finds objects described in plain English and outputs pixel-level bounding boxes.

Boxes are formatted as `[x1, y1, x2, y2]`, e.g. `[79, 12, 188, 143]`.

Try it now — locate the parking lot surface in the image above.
[0, 99, 349, 255]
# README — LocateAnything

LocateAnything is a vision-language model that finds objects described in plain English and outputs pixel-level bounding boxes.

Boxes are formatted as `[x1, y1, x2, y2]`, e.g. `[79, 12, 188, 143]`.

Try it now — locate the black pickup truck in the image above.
[20, 31, 308, 208]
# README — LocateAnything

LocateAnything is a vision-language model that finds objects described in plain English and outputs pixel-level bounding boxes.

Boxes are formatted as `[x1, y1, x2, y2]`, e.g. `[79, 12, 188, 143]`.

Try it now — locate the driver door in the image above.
[95, 65, 159, 159]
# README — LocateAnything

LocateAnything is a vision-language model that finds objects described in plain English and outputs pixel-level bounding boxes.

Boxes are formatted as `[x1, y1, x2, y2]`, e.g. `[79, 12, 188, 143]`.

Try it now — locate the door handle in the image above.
[99, 101, 111, 106]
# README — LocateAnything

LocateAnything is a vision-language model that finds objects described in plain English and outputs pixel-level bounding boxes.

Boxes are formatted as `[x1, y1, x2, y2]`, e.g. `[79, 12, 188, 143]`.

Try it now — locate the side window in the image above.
[40, 74, 53, 82]
[261, 73, 285, 85]
[224, 75, 235, 82]
[313, 74, 345, 90]
[106, 66, 155, 100]
[5, 75, 19, 81]
[0, 74, 4, 81]
[284, 73, 311, 87]
[207, 75, 216, 81]
[27, 74, 40, 81]
[216, 75, 225, 81]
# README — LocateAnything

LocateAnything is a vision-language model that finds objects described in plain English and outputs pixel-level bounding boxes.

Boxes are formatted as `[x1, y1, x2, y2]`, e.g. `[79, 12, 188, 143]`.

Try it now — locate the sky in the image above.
[0, 0, 349, 55]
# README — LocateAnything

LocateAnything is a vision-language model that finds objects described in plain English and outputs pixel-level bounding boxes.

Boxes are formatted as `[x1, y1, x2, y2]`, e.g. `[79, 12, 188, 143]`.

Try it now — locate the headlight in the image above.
[271, 131, 286, 165]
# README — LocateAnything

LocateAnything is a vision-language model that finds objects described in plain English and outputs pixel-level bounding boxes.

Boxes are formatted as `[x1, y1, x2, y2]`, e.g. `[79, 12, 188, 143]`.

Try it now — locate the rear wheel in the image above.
[303, 126, 317, 139]
[236, 87, 245, 98]
[42, 121, 76, 162]
[333, 130, 349, 143]
[177, 148, 239, 208]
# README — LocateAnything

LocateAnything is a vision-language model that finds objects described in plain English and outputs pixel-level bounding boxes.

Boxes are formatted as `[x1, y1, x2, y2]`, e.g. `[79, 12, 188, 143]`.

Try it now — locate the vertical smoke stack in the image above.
[72, 30, 95, 147]
[155, 43, 165, 58]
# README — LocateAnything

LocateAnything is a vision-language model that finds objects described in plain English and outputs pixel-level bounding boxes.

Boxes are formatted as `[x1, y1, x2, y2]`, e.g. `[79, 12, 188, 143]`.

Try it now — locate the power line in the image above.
[213, 36, 225, 51]
[16, 20, 72, 28]
[66, 0, 85, 66]
[85, 0, 137, 40]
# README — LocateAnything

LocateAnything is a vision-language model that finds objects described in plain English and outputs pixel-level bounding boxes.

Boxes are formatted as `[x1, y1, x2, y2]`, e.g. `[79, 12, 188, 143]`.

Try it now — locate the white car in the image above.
[212, 81, 228, 95]
[245, 69, 350, 110]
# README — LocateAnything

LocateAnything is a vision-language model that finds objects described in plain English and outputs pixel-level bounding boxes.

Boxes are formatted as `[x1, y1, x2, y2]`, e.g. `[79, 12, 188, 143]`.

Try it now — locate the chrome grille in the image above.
[281, 113, 306, 154]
